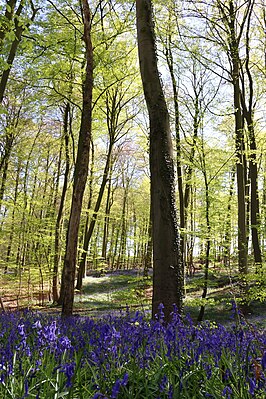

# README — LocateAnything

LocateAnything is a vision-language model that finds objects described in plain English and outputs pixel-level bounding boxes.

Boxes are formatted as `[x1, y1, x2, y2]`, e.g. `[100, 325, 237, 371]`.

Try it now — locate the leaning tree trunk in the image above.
[136, 0, 184, 322]
[61, 0, 93, 317]
[240, 2, 262, 266]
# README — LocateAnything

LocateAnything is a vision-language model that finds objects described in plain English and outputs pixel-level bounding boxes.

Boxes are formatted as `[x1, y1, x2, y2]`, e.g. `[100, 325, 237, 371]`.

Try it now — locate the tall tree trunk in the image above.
[165, 38, 185, 271]
[136, 0, 184, 321]
[197, 143, 211, 322]
[222, 0, 248, 275]
[101, 164, 113, 261]
[61, 0, 93, 317]
[240, 2, 262, 265]
[53, 103, 70, 303]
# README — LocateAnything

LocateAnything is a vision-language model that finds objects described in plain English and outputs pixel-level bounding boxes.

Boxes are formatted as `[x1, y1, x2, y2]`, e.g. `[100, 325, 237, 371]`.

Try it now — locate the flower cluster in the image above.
[0, 308, 265, 398]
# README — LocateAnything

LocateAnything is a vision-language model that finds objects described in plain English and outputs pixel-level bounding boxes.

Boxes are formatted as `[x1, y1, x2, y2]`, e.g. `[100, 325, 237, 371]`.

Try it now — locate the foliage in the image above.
[0, 308, 265, 398]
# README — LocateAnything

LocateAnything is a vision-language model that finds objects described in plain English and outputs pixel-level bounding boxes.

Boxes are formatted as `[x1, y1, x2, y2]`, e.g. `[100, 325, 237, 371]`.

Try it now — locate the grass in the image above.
[75, 268, 266, 326]
[1, 267, 266, 327]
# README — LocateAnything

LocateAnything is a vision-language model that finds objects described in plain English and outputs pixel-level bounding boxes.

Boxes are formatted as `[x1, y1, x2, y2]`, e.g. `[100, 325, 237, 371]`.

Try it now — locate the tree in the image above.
[136, 0, 184, 321]
[61, 0, 93, 317]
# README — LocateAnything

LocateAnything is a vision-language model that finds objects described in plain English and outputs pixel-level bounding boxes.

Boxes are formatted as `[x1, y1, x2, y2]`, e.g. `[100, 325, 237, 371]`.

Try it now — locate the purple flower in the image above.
[60, 362, 76, 388]
[92, 393, 106, 399]
[110, 378, 121, 398]
[168, 384, 173, 398]
[121, 372, 128, 386]
[159, 375, 168, 392]
[32, 320, 42, 330]
[248, 377, 256, 395]
[222, 386, 232, 398]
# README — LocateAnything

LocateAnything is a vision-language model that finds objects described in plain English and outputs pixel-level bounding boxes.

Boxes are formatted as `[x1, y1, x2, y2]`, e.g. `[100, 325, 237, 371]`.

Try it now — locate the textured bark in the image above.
[61, 0, 93, 317]
[136, 0, 184, 321]
[165, 40, 185, 270]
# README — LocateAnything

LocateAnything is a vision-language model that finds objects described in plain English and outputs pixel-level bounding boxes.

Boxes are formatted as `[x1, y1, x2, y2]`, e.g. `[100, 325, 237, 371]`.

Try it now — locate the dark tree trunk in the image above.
[53, 103, 70, 304]
[240, 2, 262, 265]
[224, 0, 248, 275]
[136, 0, 184, 321]
[61, 0, 93, 317]
[165, 39, 185, 271]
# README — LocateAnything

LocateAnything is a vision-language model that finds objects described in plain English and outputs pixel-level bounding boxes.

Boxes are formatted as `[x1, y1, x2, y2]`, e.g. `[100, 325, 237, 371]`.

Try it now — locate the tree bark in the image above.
[61, 0, 93, 317]
[136, 0, 184, 321]
[165, 39, 185, 272]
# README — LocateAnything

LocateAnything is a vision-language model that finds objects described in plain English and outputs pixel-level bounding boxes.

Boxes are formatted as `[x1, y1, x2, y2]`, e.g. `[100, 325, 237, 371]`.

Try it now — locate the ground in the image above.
[1, 267, 266, 327]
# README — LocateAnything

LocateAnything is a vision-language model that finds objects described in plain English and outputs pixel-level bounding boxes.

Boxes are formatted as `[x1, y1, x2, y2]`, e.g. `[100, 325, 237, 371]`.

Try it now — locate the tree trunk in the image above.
[240, 2, 262, 265]
[224, 0, 248, 275]
[101, 165, 113, 261]
[165, 39, 185, 271]
[53, 103, 70, 303]
[197, 144, 211, 322]
[136, 0, 184, 321]
[61, 0, 93, 317]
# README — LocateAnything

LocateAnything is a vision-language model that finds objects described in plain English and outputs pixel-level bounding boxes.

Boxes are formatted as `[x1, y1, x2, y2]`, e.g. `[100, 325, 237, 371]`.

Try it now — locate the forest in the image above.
[1, 0, 266, 317]
[0, 0, 266, 316]
[1, 0, 266, 398]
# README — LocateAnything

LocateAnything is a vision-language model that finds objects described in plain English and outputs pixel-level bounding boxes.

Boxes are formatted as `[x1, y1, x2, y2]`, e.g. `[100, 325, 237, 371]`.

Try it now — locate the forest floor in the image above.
[1, 267, 266, 327]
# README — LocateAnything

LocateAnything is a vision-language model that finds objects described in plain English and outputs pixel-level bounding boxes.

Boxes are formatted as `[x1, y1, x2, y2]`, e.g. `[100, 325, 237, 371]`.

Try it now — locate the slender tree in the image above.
[61, 0, 93, 317]
[136, 0, 184, 321]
